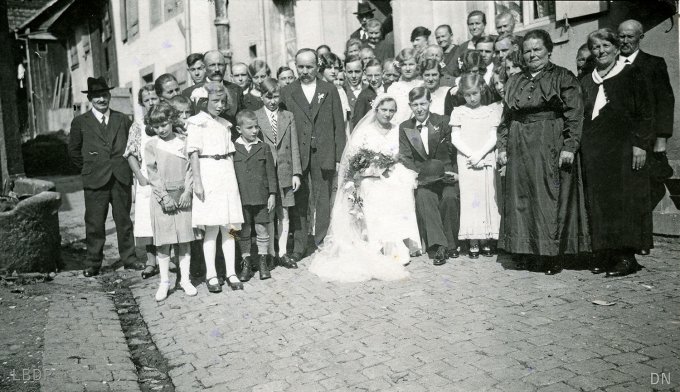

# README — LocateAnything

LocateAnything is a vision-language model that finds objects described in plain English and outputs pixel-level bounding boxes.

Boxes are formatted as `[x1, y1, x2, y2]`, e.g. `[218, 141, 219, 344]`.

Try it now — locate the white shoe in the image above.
[155, 281, 171, 302]
[180, 280, 197, 296]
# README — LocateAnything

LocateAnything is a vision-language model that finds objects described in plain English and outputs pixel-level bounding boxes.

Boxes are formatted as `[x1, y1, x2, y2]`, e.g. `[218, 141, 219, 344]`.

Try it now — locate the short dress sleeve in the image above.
[186, 123, 203, 155]
[449, 106, 463, 127]
[123, 122, 143, 161]
[489, 103, 503, 126]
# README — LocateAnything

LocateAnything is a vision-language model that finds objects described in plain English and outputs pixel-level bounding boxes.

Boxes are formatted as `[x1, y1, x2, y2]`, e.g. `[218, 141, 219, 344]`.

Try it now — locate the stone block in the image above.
[0, 190, 61, 272]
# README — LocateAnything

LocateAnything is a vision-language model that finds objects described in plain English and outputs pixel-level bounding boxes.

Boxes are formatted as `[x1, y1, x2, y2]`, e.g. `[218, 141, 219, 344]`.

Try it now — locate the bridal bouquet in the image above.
[344, 148, 397, 183]
[343, 149, 398, 222]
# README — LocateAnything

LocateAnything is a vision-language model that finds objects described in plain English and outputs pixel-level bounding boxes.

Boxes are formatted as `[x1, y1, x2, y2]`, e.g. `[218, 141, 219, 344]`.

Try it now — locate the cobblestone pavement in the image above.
[41, 273, 140, 392]
[131, 238, 680, 392]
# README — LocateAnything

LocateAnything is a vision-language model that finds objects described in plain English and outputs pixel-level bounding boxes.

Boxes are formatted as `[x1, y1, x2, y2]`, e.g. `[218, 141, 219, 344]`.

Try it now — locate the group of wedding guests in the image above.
[69, 11, 674, 297]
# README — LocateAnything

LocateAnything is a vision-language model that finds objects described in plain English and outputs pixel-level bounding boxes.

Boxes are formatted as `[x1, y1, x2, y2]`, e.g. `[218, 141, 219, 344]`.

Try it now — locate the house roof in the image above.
[7, 0, 55, 31]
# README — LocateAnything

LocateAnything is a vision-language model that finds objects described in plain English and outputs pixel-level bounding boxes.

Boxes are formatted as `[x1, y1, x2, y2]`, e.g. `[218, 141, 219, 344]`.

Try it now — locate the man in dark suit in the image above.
[182, 50, 243, 124]
[399, 87, 460, 265]
[280, 48, 346, 261]
[349, 2, 375, 44]
[68, 77, 143, 276]
[617, 19, 675, 257]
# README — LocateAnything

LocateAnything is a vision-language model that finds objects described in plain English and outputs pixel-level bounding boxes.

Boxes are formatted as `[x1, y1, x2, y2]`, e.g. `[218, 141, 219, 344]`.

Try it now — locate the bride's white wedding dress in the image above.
[308, 102, 421, 282]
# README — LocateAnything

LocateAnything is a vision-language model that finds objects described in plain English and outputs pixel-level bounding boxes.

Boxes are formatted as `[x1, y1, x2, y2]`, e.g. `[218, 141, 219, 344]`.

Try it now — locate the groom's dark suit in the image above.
[280, 79, 346, 254]
[399, 113, 460, 252]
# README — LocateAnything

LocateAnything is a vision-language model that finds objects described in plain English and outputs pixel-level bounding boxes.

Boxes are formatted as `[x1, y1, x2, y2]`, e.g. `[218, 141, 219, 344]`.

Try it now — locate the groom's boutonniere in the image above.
[317, 93, 325, 103]
[432, 125, 440, 133]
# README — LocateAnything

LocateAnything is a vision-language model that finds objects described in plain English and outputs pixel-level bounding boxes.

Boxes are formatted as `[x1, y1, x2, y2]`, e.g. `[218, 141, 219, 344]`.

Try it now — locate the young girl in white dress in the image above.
[123, 84, 159, 279]
[144, 102, 196, 301]
[186, 82, 245, 292]
[387, 48, 424, 125]
[449, 74, 502, 258]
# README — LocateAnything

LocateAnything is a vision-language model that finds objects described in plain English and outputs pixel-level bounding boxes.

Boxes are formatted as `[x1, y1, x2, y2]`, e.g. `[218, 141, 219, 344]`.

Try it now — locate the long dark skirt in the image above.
[498, 116, 591, 256]
[581, 111, 653, 252]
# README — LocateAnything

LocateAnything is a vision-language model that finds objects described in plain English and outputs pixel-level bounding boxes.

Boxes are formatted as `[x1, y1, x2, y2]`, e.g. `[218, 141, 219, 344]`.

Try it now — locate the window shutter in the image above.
[555, 1, 608, 21]
[120, 0, 127, 42]
[126, 0, 139, 38]
[150, 0, 162, 27]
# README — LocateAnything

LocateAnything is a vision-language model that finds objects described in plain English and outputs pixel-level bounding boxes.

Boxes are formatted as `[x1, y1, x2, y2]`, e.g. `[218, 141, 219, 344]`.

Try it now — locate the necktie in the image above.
[417, 124, 423, 131]
[624, 59, 631, 65]
[100, 115, 106, 131]
[270, 113, 277, 144]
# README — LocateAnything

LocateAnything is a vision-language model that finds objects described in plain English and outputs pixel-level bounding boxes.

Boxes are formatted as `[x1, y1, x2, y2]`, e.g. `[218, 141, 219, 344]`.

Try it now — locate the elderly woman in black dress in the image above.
[497, 29, 590, 274]
[580, 28, 654, 277]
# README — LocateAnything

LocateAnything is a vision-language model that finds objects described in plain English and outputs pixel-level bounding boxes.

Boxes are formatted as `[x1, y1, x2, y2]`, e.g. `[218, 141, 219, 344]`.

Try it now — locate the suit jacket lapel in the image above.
[87, 111, 108, 143]
[256, 109, 275, 145]
[291, 81, 313, 121]
[404, 124, 428, 160]
[427, 117, 441, 158]
[276, 111, 288, 147]
[310, 83, 324, 120]
[107, 113, 121, 145]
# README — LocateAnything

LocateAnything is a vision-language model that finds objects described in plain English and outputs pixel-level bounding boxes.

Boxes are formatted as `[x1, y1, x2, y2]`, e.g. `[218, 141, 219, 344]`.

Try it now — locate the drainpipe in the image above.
[214, 0, 231, 77]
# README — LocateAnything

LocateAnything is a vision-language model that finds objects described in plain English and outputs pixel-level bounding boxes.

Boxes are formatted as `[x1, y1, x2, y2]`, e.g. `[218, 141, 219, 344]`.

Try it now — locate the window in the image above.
[494, 0, 555, 29]
[140, 64, 155, 85]
[249, 44, 258, 59]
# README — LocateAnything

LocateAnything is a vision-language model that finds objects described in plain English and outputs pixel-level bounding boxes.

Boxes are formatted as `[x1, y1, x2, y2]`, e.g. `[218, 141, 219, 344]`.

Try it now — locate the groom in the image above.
[280, 48, 346, 262]
[399, 87, 460, 265]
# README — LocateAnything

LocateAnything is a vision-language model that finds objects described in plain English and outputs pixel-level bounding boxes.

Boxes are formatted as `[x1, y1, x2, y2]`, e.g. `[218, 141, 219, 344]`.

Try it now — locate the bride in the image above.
[308, 93, 421, 282]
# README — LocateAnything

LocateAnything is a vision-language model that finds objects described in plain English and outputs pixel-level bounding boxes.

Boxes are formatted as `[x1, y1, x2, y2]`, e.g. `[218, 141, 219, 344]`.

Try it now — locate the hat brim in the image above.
[353, 9, 375, 15]
[81, 87, 115, 94]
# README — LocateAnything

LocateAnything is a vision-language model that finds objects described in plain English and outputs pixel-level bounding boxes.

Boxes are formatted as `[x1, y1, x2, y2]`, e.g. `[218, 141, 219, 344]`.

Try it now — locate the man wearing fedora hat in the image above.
[350, 2, 376, 43]
[399, 87, 460, 265]
[68, 77, 144, 277]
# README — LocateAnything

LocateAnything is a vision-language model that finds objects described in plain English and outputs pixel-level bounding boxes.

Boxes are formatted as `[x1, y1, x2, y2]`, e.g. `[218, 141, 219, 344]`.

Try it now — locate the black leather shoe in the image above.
[279, 254, 298, 269]
[605, 257, 641, 278]
[447, 248, 460, 259]
[636, 249, 650, 256]
[544, 264, 563, 275]
[258, 255, 271, 280]
[124, 261, 145, 271]
[226, 275, 243, 290]
[590, 266, 605, 274]
[433, 246, 447, 266]
[83, 267, 100, 277]
[141, 266, 158, 279]
[267, 255, 277, 271]
[238, 257, 253, 282]
[468, 250, 480, 259]
[290, 252, 303, 263]
[206, 277, 222, 293]
[481, 247, 494, 257]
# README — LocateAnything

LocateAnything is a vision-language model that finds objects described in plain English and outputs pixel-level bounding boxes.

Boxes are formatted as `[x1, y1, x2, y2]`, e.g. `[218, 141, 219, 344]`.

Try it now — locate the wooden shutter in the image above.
[119, 0, 127, 41]
[126, 0, 139, 38]
[150, 0, 162, 27]
[555, 1, 608, 21]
